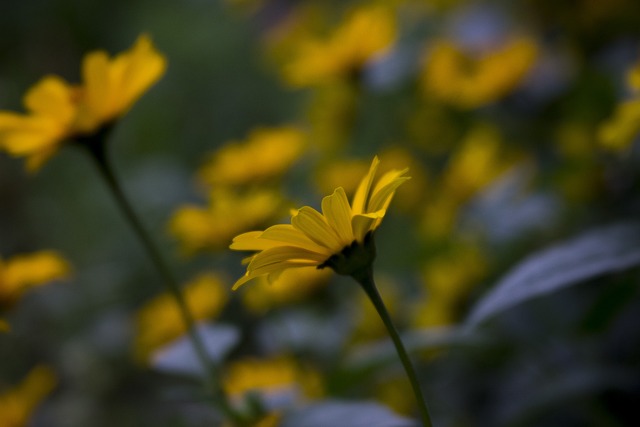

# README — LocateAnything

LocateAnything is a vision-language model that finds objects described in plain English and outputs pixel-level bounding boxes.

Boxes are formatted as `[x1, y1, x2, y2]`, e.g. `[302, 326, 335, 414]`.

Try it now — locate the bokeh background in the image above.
[2, 0, 640, 426]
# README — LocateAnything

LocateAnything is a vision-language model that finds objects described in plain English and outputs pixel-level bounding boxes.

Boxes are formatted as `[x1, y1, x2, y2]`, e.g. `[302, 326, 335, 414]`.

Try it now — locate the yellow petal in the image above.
[1, 251, 70, 301]
[322, 187, 354, 242]
[24, 76, 76, 124]
[352, 156, 379, 214]
[292, 207, 343, 250]
[352, 211, 383, 241]
[232, 260, 318, 290]
[260, 224, 329, 254]
[110, 34, 167, 117]
[81, 50, 112, 128]
[230, 231, 277, 251]
[247, 246, 328, 273]
[368, 168, 410, 212]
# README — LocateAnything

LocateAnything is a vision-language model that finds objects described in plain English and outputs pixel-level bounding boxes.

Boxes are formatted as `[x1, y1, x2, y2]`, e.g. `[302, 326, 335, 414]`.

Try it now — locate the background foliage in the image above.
[1, 0, 640, 426]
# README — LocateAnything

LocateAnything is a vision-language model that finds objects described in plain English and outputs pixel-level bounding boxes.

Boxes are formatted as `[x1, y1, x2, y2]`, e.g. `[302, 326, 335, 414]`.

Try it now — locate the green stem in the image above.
[80, 137, 244, 424]
[354, 268, 434, 427]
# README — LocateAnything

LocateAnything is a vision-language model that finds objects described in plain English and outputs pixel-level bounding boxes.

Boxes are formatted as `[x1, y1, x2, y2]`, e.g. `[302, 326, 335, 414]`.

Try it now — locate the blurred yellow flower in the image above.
[0, 251, 70, 308]
[134, 272, 228, 362]
[442, 124, 513, 200]
[0, 35, 166, 171]
[421, 125, 515, 238]
[240, 267, 332, 313]
[198, 126, 306, 187]
[599, 61, 640, 151]
[223, 356, 323, 403]
[412, 245, 486, 328]
[230, 156, 409, 289]
[283, 5, 396, 86]
[422, 37, 538, 109]
[169, 188, 286, 254]
[0, 365, 57, 427]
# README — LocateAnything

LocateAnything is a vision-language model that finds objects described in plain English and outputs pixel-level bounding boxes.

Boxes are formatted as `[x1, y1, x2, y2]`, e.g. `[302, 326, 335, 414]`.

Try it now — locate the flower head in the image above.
[230, 156, 409, 289]
[0, 251, 70, 330]
[0, 35, 166, 171]
[0, 365, 57, 427]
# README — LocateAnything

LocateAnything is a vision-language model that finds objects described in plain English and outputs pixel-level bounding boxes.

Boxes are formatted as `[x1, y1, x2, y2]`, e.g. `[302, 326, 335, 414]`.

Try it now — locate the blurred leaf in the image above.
[466, 222, 640, 327]
[151, 323, 239, 376]
[279, 400, 416, 427]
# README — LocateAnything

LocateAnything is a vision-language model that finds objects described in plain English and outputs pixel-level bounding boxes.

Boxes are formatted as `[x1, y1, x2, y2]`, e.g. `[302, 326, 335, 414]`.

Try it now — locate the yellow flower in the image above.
[134, 272, 228, 362]
[198, 126, 306, 187]
[169, 188, 286, 254]
[283, 5, 396, 87]
[599, 60, 640, 151]
[223, 356, 323, 403]
[0, 365, 57, 427]
[230, 156, 409, 289]
[422, 37, 538, 109]
[412, 245, 486, 328]
[0, 251, 70, 307]
[0, 35, 166, 171]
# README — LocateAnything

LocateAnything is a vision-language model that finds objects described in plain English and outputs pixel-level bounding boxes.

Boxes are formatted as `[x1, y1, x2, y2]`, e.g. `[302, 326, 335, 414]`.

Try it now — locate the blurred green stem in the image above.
[80, 133, 245, 425]
[354, 268, 434, 427]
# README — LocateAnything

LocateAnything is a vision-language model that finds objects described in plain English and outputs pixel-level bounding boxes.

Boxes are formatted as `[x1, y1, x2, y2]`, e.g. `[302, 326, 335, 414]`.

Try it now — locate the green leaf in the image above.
[279, 400, 416, 427]
[466, 222, 640, 327]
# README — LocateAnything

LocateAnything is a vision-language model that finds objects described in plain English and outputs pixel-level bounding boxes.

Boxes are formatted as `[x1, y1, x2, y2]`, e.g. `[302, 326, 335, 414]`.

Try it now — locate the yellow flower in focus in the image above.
[223, 356, 323, 404]
[599, 61, 640, 151]
[198, 126, 306, 187]
[169, 188, 286, 254]
[283, 5, 396, 87]
[230, 156, 409, 289]
[0, 365, 57, 427]
[134, 273, 228, 362]
[240, 267, 332, 313]
[0, 35, 166, 171]
[422, 37, 538, 109]
[0, 251, 70, 307]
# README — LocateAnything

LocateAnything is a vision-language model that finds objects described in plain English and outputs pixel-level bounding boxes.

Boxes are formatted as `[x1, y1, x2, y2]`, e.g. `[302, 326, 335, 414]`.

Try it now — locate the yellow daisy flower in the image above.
[230, 156, 409, 289]
[0, 251, 71, 331]
[0, 34, 166, 171]
[0, 365, 57, 427]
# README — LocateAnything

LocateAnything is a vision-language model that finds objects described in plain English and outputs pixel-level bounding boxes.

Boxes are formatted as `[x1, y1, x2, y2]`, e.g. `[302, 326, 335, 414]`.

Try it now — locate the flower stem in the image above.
[354, 268, 434, 427]
[80, 137, 243, 424]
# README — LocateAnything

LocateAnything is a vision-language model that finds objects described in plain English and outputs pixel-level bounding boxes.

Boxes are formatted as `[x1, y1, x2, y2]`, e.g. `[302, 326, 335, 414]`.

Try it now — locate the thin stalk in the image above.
[355, 268, 434, 427]
[81, 138, 243, 424]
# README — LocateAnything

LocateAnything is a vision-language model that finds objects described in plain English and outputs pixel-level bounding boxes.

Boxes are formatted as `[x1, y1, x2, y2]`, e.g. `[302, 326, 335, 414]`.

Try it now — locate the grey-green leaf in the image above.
[466, 222, 640, 327]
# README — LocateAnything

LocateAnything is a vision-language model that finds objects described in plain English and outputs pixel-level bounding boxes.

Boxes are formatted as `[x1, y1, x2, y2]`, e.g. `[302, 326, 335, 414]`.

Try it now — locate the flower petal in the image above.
[368, 168, 410, 212]
[352, 156, 379, 214]
[260, 224, 329, 255]
[247, 246, 328, 273]
[24, 76, 76, 124]
[291, 207, 343, 250]
[230, 231, 277, 251]
[232, 260, 319, 290]
[322, 187, 354, 243]
[352, 211, 384, 241]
